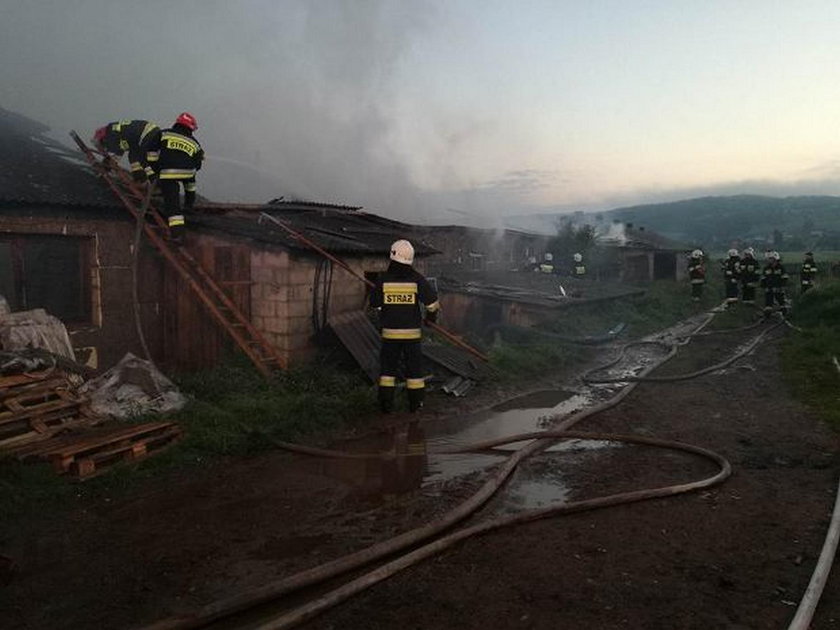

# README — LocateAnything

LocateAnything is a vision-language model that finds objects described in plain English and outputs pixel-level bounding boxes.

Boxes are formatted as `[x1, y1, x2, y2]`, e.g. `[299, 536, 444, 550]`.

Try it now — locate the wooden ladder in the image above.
[70, 131, 286, 377]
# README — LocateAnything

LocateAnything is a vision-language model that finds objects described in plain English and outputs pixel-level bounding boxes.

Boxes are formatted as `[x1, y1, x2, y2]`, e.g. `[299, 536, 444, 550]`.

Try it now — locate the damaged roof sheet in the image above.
[0, 107, 437, 257]
[0, 107, 117, 209]
[190, 201, 438, 257]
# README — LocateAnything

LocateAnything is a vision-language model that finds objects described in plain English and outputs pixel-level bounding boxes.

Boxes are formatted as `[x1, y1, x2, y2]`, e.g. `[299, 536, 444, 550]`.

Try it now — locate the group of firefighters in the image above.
[93, 118, 827, 410]
[687, 247, 818, 316]
[92, 114, 203, 243]
[528, 252, 587, 277]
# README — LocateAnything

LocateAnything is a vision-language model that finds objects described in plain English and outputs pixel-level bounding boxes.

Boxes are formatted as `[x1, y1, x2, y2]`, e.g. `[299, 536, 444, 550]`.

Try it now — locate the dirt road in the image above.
[2, 320, 839, 630]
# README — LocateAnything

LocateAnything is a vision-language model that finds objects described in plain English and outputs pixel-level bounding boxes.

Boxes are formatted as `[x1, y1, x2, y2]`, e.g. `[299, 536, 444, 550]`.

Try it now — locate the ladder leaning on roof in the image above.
[69, 130, 286, 377]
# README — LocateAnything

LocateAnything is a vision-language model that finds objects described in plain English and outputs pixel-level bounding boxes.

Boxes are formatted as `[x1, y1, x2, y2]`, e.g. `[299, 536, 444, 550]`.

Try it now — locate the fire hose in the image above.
[142, 310, 834, 629]
[141, 311, 729, 630]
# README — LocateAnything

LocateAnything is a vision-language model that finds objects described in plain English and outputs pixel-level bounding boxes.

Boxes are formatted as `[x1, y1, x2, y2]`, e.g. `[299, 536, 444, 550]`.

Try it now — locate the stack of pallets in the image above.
[0, 370, 98, 451]
[0, 370, 182, 480]
[13, 421, 182, 480]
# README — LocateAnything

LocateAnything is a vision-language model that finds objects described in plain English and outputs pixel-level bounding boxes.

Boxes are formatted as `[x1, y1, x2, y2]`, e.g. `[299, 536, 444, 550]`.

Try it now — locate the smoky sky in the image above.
[0, 0, 448, 218]
[3, 1, 840, 227]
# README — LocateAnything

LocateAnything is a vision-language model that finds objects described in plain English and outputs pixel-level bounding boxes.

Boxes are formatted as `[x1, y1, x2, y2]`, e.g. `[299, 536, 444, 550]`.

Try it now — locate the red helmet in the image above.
[175, 112, 198, 131]
[92, 126, 107, 146]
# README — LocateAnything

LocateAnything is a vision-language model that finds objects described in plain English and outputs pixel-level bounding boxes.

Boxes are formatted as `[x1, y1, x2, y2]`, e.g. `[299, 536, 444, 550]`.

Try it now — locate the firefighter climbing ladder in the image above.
[69, 131, 286, 377]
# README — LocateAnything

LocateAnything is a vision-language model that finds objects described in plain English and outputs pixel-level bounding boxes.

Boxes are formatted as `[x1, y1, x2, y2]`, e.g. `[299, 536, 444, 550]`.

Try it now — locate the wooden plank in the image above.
[42, 422, 176, 460]
[0, 370, 57, 389]
[0, 377, 70, 399]
[0, 416, 95, 452]
[0, 399, 83, 427]
[70, 427, 182, 480]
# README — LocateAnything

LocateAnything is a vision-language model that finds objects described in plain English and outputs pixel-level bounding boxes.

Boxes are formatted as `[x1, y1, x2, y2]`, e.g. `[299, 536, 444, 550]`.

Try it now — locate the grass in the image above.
[780, 279, 840, 430]
[488, 277, 732, 378]
[0, 356, 377, 527]
[5, 273, 836, 524]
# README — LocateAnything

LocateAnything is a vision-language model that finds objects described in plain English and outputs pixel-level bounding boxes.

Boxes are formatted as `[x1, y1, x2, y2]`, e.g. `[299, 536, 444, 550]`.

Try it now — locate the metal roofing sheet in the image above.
[328, 310, 495, 383]
[328, 310, 381, 382]
[190, 211, 438, 257]
[0, 108, 117, 208]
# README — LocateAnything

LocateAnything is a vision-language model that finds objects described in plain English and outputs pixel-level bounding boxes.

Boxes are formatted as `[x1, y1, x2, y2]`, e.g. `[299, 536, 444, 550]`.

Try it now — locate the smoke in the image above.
[0, 1, 445, 219]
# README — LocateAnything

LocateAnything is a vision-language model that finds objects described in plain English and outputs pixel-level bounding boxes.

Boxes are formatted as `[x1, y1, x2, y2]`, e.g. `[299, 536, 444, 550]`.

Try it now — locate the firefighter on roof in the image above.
[370, 240, 440, 413]
[722, 248, 741, 304]
[144, 112, 204, 244]
[740, 247, 760, 305]
[800, 252, 817, 293]
[688, 249, 705, 302]
[760, 251, 788, 317]
[92, 119, 159, 182]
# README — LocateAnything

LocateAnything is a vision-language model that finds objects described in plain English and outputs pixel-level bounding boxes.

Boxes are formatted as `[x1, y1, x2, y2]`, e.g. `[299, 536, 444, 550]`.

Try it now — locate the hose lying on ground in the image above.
[140, 312, 719, 630]
[583, 320, 783, 384]
[252, 431, 731, 630]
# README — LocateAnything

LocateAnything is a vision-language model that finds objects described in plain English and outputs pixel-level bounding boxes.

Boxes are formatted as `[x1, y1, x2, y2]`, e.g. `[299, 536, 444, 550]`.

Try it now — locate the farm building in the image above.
[599, 221, 688, 283]
[0, 107, 438, 374]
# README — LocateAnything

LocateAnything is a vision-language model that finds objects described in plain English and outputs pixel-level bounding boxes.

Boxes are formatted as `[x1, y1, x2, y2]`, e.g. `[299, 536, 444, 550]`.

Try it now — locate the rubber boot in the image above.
[407, 388, 424, 413]
[169, 223, 185, 245]
[378, 386, 395, 414]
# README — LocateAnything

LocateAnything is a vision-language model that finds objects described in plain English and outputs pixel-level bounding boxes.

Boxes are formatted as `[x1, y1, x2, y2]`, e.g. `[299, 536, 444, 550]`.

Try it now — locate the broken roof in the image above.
[191, 200, 438, 257]
[0, 107, 436, 257]
[0, 107, 117, 209]
[601, 225, 687, 251]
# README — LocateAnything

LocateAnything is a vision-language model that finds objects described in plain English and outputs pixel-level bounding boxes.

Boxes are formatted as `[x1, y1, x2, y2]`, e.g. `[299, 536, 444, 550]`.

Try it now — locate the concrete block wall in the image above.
[250, 249, 387, 364]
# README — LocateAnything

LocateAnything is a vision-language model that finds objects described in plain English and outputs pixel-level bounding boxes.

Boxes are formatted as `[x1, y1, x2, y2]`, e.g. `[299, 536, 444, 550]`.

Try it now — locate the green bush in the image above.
[781, 281, 840, 430]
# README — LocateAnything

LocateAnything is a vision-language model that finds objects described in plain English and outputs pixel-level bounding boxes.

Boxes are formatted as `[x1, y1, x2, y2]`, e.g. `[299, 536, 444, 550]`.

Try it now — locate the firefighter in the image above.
[370, 240, 440, 413]
[92, 119, 159, 182]
[572, 252, 586, 277]
[722, 248, 741, 304]
[144, 112, 204, 244]
[688, 249, 705, 301]
[760, 251, 788, 317]
[739, 247, 760, 305]
[800, 251, 818, 294]
[538, 253, 555, 274]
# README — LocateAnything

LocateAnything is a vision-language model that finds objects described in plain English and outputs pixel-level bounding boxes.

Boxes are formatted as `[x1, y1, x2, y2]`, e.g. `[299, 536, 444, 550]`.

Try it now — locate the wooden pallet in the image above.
[37, 422, 182, 480]
[0, 374, 98, 451]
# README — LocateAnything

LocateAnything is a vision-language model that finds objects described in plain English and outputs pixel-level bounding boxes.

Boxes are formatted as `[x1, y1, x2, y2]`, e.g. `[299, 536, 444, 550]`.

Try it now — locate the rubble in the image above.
[79, 353, 186, 419]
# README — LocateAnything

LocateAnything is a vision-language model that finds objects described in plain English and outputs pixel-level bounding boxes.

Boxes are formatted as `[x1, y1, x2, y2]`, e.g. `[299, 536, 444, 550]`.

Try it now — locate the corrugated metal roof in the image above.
[0, 108, 439, 258]
[190, 207, 438, 257]
[328, 310, 494, 383]
[329, 310, 381, 382]
[0, 108, 118, 209]
[422, 343, 496, 381]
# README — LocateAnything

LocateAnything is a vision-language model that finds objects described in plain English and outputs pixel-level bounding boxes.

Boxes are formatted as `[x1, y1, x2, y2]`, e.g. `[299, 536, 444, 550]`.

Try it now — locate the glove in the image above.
[131, 170, 148, 183]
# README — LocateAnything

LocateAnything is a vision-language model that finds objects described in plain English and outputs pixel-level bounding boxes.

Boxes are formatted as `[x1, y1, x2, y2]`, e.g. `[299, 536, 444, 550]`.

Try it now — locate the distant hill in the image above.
[605, 195, 840, 250]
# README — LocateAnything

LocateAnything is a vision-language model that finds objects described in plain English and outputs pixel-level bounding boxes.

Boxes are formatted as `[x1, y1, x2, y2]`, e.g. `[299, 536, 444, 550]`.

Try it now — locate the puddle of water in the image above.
[315, 313, 713, 502]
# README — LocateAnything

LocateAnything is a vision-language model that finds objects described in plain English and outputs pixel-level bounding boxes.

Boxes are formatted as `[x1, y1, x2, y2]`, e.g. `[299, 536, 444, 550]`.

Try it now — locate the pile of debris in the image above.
[0, 304, 183, 480]
[328, 310, 496, 397]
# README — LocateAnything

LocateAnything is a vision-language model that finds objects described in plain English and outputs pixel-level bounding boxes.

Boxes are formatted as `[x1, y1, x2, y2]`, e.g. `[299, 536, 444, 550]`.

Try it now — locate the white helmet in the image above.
[573, 253, 583, 262]
[727, 248, 739, 257]
[769, 251, 780, 261]
[390, 239, 415, 265]
[691, 249, 703, 259]
[742, 247, 755, 257]
[544, 253, 553, 262]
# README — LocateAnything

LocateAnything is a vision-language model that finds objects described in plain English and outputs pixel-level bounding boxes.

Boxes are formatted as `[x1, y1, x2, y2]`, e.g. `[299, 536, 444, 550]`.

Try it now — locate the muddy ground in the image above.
[2, 318, 840, 630]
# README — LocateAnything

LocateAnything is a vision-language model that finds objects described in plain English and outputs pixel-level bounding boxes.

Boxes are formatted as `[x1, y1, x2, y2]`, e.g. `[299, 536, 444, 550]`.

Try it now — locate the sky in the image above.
[3, 0, 840, 227]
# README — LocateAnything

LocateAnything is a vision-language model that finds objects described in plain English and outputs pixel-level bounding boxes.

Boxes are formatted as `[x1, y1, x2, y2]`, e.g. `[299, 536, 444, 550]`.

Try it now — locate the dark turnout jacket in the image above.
[144, 123, 204, 182]
[370, 261, 440, 341]
[100, 119, 159, 176]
